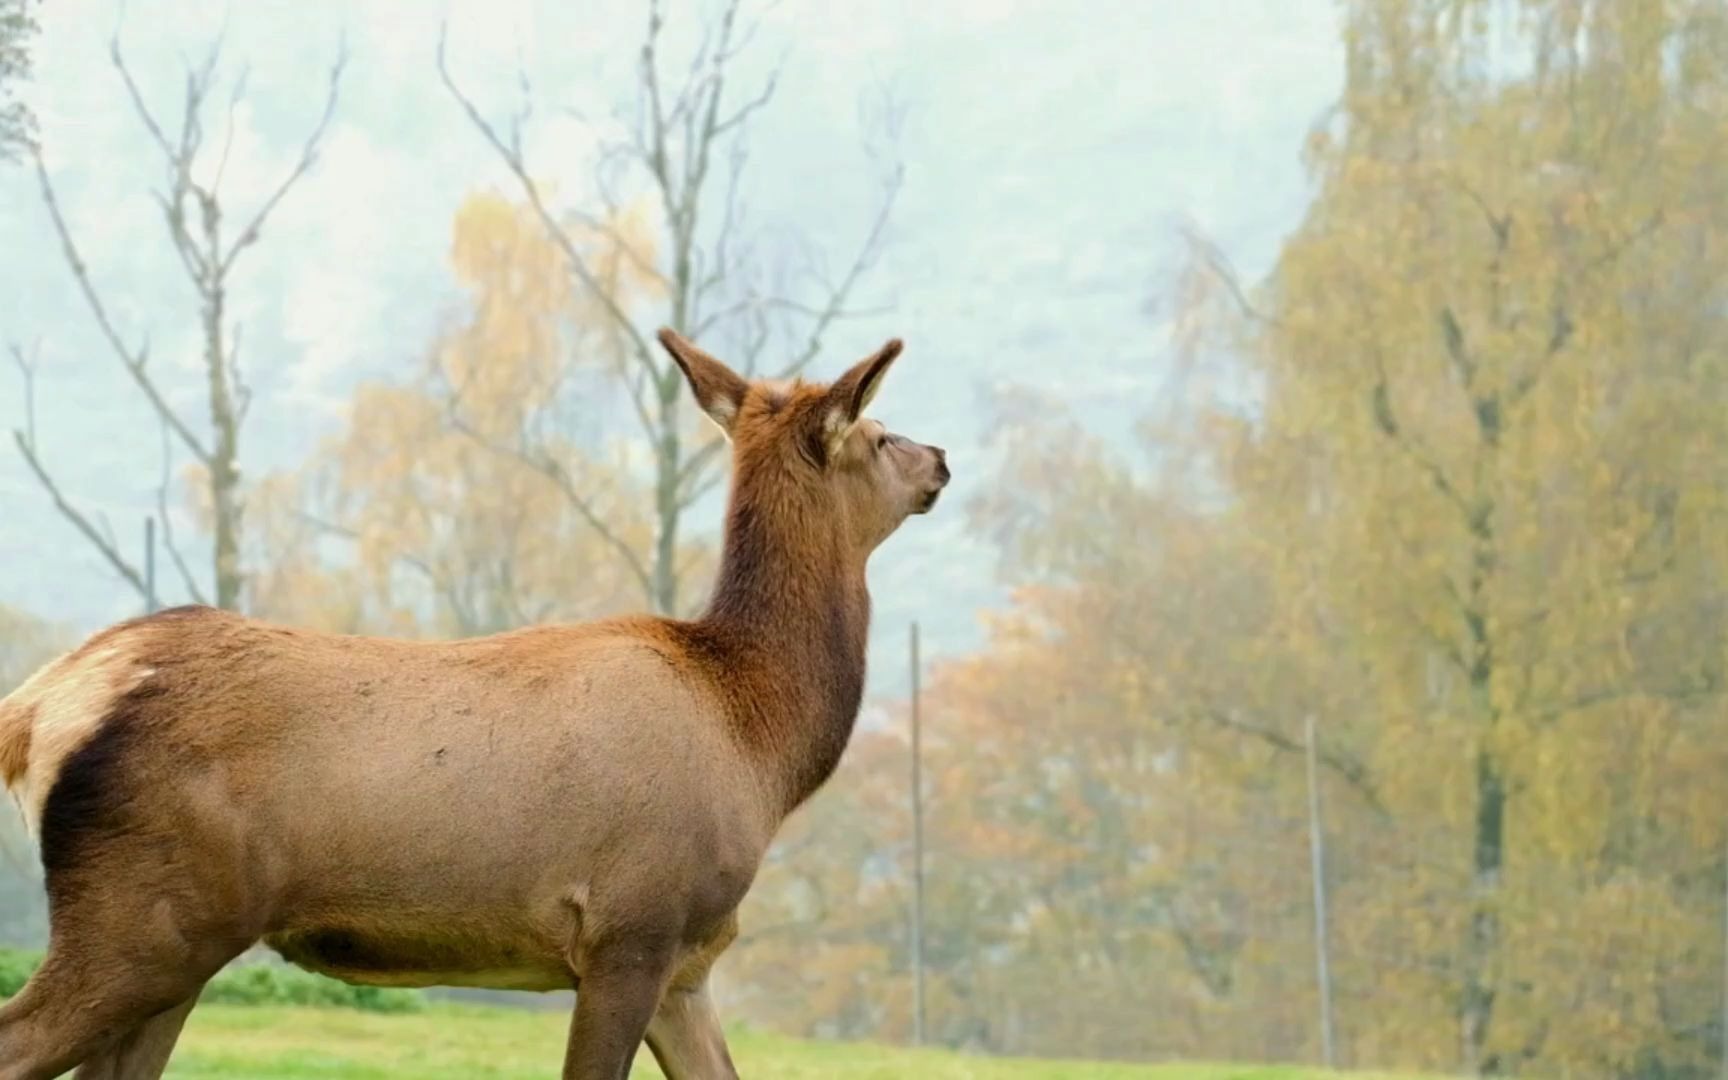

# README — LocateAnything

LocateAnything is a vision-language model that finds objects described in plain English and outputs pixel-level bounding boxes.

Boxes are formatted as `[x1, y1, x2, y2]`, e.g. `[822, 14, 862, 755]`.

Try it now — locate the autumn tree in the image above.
[439, 0, 901, 615]
[11, 27, 344, 612]
[1187, 0, 1728, 1072]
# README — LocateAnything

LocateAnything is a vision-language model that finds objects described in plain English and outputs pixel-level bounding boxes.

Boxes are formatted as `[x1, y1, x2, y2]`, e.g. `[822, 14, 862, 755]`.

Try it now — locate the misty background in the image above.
[0, 0, 1334, 665]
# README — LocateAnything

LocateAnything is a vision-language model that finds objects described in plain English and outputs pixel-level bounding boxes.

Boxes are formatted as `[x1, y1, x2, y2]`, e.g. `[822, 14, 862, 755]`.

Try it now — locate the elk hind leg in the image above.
[0, 949, 166, 1080]
[71, 997, 199, 1080]
[0, 886, 246, 1080]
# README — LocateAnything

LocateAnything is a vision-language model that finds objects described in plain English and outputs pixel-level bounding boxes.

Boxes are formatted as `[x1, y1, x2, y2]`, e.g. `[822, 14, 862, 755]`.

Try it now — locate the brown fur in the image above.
[0, 330, 948, 1080]
[0, 701, 30, 790]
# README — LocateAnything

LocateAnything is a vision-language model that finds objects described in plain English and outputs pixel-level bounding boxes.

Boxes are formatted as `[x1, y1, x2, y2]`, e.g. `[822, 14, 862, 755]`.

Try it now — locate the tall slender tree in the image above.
[1200, 1, 1728, 1070]
[11, 27, 344, 612]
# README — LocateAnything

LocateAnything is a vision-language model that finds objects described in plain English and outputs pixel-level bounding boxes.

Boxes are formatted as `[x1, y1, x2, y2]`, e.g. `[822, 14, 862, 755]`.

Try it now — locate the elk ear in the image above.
[821, 338, 904, 454]
[658, 328, 749, 437]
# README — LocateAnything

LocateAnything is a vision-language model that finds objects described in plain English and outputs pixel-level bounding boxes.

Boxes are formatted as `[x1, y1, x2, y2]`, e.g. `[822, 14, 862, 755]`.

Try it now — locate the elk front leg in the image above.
[645, 915, 740, 1080]
[564, 936, 676, 1080]
[646, 981, 738, 1080]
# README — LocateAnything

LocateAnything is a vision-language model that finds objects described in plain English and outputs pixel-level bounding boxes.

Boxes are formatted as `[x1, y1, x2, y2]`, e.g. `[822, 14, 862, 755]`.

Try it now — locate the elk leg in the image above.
[562, 936, 677, 1080]
[645, 981, 739, 1080]
[0, 944, 218, 1080]
[0, 869, 247, 1080]
[70, 997, 198, 1080]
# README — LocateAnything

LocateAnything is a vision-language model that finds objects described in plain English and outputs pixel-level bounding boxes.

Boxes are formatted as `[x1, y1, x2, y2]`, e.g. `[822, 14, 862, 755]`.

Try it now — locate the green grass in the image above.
[160, 1003, 1420, 1079]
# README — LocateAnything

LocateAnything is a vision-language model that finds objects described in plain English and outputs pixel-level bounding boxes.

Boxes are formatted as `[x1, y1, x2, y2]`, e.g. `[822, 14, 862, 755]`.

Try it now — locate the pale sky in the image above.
[0, 0, 1342, 691]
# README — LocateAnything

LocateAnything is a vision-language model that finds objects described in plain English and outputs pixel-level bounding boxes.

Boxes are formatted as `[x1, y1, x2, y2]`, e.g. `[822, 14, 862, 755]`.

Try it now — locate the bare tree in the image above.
[439, 0, 902, 615]
[11, 29, 345, 612]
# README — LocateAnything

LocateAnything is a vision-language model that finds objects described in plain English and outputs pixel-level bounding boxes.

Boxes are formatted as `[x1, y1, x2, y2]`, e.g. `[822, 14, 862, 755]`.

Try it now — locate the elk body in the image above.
[0, 330, 948, 1080]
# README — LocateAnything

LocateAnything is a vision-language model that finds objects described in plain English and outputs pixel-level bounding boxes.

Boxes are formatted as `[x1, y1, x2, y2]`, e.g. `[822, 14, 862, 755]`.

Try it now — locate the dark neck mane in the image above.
[690, 466, 871, 811]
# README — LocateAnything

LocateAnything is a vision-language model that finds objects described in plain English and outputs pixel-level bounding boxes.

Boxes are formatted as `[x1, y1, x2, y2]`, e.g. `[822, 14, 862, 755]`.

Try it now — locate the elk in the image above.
[0, 329, 949, 1080]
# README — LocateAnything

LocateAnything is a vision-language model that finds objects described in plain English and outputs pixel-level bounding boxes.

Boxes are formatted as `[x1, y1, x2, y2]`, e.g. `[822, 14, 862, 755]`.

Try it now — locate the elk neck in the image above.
[692, 465, 872, 811]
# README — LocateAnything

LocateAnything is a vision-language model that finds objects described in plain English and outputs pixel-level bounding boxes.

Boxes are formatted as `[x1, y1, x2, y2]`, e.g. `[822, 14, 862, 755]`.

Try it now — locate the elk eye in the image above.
[875, 434, 889, 451]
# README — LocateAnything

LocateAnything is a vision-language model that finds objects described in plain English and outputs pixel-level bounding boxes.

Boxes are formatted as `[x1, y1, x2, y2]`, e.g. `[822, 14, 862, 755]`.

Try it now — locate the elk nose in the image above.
[931, 446, 950, 483]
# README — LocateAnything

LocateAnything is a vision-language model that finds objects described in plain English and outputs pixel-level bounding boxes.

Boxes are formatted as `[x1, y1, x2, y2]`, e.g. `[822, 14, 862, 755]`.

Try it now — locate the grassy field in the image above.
[160, 1003, 1416, 1079]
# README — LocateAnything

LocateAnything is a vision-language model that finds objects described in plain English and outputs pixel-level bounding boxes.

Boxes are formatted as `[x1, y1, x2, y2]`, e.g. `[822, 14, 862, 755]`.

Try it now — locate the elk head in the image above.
[657, 328, 950, 557]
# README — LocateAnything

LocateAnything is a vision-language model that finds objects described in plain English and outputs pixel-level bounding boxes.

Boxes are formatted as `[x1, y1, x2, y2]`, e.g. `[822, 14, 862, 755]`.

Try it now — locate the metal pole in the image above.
[910, 621, 927, 1046]
[144, 516, 159, 615]
[1305, 714, 1336, 1068]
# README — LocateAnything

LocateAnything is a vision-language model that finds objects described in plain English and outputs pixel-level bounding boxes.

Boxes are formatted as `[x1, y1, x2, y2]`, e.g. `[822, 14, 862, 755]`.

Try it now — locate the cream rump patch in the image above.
[0, 641, 155, 837]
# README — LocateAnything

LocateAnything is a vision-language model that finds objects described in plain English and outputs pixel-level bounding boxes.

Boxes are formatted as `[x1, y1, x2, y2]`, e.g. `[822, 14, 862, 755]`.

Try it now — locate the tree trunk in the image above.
[1461, 746, 1505, 1074]
[203, 272, 244, 611]
[651, 370, 682, 616]
[1459, 388, 1504, 1075]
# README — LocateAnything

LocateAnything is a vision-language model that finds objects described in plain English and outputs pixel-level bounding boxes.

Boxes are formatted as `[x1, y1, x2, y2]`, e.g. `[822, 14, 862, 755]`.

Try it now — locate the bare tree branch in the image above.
[694, 293, 892, 344]
[692, 139, 750, 321]
[677, 436, 727, 488]
[1502, 211, 1657, 411]
[1534, 672, 1720, 725]
[10, 348, 149, 599]
[298, 511, 446, 598]
[779, 159, 903, 378]
[229, 321, 253, 424]
[676, 437, 730, 510]
[682, 0, 747, 208]
[735, 302, 771, 376]
[210, 62, 250, 192]
[30, 147, 212, 464]
[1368, 348, 1474, 522]
[712, 65, 780, 137]
[1402, 597, 1469, 676]
[8, 340, 37, 449]
[1586, 208, 1664, 274]
[610, 339, 660, 440]
[678, 468, 728, 512]
[444, 402, 655, 599]
[1439, 305, 1475, 385]
[438, 24, 661, 379]
[566, 204, 674, 291]
[1453, 177, 1511, 250]
[221, 41, 347, 273]
[1179, 222, 1283, 328]
[763, 295, 895, 322]
[108, 33, 179, 165]
[300, 506, 520, 635]
[1197, 708, 1388, 817]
